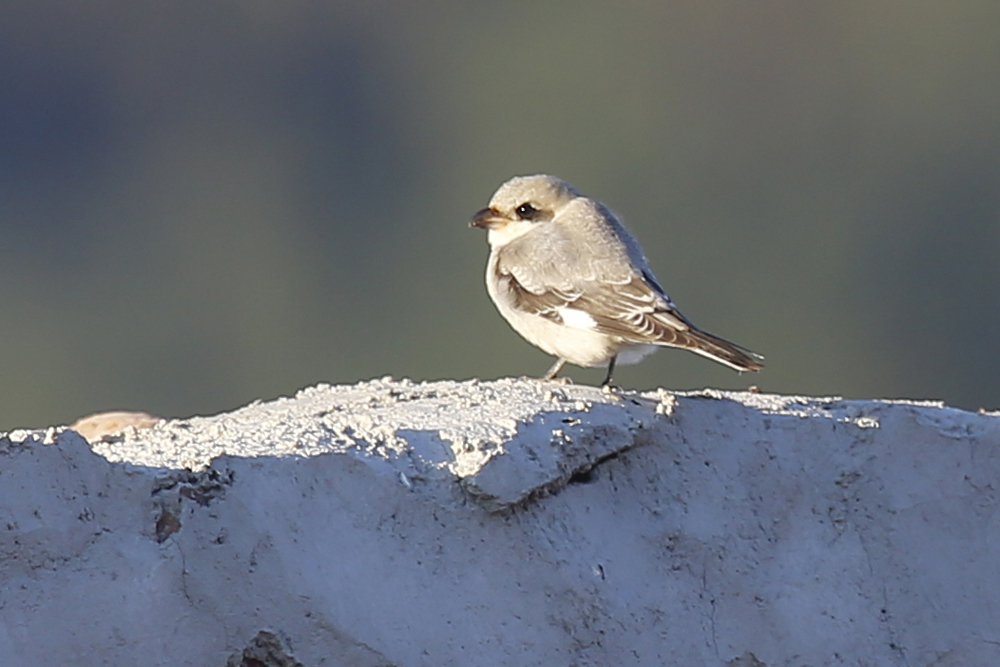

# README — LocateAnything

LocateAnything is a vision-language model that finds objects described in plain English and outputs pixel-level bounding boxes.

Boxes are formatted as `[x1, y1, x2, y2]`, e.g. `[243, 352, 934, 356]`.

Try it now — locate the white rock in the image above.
[1, 379, 998, 666]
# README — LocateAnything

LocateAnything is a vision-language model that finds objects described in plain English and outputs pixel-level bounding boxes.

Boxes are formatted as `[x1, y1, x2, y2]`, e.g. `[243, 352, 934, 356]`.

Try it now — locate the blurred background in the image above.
[2, 1, 999, 430]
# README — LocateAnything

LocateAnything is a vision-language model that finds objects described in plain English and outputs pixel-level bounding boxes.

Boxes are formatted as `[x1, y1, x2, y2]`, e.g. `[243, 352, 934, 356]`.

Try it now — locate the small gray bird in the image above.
[470, 174, 762, 386]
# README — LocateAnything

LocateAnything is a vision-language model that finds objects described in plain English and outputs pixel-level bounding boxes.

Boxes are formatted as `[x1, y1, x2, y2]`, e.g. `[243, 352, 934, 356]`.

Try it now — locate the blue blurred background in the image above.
[3, 2, 999, 429]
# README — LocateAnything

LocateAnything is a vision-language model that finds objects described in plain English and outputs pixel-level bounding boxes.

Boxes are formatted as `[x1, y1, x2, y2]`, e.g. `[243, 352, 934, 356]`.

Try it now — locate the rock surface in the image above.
[1, 378, 999, 666]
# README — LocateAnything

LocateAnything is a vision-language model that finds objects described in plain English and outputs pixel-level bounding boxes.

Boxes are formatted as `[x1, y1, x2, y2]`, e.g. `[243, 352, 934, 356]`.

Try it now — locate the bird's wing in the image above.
[498, 259, 690, 342]
[495, 218, 687, 339]
[496, 229, 763, 371]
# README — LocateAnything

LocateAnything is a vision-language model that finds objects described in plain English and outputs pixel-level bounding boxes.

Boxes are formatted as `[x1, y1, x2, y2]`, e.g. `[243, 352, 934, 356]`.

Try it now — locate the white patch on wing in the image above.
[557, 307, 598, 330]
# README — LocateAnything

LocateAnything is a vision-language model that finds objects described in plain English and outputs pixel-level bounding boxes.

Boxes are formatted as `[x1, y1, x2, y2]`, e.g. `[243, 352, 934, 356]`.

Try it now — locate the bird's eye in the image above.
[515, 203, 539, 220]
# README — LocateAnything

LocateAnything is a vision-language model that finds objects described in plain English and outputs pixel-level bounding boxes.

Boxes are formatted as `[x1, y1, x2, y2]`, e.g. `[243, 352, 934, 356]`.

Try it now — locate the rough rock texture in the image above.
[1, 378, 999, 666]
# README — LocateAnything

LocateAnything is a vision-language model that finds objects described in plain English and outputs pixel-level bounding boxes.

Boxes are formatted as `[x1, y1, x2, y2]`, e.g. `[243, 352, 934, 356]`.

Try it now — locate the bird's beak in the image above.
[470, 207, 505, 229]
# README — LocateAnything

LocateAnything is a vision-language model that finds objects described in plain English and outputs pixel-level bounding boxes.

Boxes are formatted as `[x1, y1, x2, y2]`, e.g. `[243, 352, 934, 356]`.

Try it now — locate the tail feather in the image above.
[678, 328, 763, 372]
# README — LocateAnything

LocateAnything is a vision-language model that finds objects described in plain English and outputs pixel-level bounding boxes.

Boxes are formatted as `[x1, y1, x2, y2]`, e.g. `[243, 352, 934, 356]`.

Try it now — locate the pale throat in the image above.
[487, 219, 535, 249]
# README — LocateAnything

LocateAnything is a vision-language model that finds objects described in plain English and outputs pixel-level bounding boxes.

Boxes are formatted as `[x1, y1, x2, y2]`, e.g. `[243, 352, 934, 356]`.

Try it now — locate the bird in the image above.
[470, 174, 762, 386]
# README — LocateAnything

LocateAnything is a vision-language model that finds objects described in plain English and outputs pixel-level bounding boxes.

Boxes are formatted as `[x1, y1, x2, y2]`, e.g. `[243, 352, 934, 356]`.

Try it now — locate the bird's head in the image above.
[470, 174, 580, 246]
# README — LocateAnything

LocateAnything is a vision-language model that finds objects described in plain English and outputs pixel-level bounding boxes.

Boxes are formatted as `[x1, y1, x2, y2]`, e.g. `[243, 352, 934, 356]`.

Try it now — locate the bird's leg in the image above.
[542, 358, 567, 380]
[601, 355, 618, 388]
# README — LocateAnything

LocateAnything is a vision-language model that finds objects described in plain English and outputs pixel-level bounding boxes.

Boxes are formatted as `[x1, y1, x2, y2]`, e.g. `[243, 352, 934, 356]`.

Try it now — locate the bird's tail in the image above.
[680, 328, 764, 372]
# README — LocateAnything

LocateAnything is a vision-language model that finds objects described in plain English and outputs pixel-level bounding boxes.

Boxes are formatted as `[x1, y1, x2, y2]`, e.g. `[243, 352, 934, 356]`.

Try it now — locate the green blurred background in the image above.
[3, 1, 999, 430]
